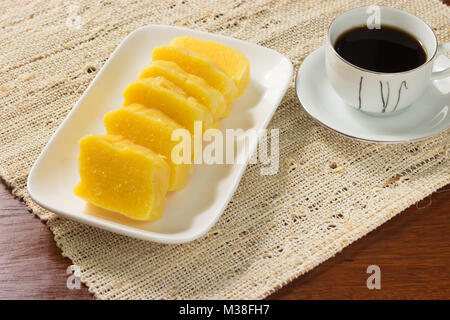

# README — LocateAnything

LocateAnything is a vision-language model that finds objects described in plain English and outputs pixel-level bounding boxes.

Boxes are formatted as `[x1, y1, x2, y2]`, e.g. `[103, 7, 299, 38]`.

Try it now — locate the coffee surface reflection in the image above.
[334, 25, 427, 73]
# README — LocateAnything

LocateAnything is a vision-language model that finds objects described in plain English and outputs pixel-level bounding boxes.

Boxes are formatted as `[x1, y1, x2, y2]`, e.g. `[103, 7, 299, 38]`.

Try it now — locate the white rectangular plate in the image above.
[27, 25, 293, 244]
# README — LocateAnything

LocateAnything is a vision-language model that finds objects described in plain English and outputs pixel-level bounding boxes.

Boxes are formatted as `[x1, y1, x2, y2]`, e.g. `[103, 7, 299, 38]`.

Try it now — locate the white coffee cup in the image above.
[325, 6, 450, 114]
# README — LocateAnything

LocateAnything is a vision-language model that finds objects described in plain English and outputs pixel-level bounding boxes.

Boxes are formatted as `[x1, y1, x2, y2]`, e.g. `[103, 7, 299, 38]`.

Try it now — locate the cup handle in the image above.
[431, 42, 450, 80]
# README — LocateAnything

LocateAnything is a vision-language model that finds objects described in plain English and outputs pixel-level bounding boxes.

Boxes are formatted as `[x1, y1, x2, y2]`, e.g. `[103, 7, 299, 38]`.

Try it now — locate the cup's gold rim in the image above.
[326, 5, 439, 76]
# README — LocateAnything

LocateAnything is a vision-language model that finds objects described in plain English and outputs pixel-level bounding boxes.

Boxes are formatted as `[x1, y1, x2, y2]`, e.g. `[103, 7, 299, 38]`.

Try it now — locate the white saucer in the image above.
[296, 46, 450, 143]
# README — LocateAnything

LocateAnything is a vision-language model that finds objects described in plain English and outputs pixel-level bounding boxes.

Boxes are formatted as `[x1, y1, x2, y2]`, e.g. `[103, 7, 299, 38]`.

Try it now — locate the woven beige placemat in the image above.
[0, 0, 449, 299]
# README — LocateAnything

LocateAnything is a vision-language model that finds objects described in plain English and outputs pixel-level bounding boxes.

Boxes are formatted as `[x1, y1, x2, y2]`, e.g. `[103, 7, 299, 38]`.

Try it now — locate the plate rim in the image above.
[26, 24, 294, 244]
[296, 45, 450, 144]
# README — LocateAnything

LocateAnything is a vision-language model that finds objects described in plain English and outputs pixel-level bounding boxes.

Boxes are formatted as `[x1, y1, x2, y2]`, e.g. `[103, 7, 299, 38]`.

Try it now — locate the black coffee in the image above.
[334, 25, 427, 73]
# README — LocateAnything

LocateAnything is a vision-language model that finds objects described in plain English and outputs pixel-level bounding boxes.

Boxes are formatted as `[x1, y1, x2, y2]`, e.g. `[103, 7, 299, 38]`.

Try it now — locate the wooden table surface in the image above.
[1, 1, 449, 300]
[1, 180, 448, 300]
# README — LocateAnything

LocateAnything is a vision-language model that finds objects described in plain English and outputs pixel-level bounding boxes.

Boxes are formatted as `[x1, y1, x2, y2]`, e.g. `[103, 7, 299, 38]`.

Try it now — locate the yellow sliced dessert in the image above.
[123, 77, 214, 133]
[171, 36, 250, 97]
[152, 45, 238, 108]
[104, 104, 192, 191]
[139, 60, 227, 119]
[73, 134, 170, 221]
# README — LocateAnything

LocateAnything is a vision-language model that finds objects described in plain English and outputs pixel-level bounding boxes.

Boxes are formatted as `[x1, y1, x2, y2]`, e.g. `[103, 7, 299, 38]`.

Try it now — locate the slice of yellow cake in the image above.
[139, 60, 227, 119]
[171, 36, 250, 97]
[73, 134, 170, 221]
[104, 104, 192, 191]
[152, 45, 238, 107]
[123, 77, 214, 133]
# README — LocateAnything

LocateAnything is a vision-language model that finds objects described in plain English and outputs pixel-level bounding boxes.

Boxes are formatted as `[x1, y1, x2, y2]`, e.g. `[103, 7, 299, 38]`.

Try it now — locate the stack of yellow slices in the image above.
[74, 36, 250, 221]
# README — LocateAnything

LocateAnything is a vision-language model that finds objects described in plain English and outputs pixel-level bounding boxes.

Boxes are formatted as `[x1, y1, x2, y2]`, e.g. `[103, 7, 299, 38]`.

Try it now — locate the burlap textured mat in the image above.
[0, 0, 448, 299]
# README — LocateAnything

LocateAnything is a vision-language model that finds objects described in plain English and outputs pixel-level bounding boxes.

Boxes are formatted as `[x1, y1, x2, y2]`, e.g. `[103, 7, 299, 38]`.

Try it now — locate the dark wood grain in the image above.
[1, 1, 449, 300]
[0, 181, 91, 300]
[1, 179, 449, 300]
[269, 186, 450, 299]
